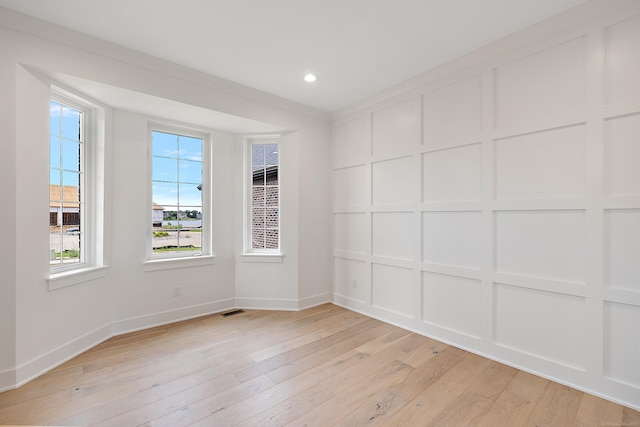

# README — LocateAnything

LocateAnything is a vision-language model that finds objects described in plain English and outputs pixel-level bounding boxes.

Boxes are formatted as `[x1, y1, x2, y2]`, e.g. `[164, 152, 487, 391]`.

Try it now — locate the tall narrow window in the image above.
[49, 99, 84, 269]
[150, 128, 208, 258]
[249, 138, 280, 251]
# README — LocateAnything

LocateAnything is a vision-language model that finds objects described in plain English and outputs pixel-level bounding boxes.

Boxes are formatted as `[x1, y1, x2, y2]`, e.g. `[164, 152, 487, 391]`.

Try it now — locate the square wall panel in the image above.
[332, 116, 369, 168]
[334, 165, 368, 207]
[423, 272, 482, 338]
[605, 209, 640, 292]
[334, 257, 367, 303]
[495, 210, 586, 283]
[604, 302, 640, 388]
[372, 263, 414, 318]
[423, 211, 482, 269]
[334, 213, 368, 254]
[423, 143, 483, 202]
[495, 124, 586, 199]
[372, 97, 421, 158]
[372, 156, 416, 205]
[494, 37, 586, 130]
[372, 212, 415, 261]
[423, 75, 482, 150]
[495, 284, 585, 369]
[605, 15, 640, 104]
[604, 113, 640, 196]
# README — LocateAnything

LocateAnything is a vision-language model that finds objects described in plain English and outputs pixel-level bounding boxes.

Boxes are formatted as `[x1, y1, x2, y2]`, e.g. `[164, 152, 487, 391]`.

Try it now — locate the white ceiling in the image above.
[0, 0, 588, 112]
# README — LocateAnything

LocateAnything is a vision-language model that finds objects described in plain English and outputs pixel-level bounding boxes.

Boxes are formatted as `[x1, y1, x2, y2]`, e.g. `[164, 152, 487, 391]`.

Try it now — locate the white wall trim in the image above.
[297, 292, 331, 310]
[331, 297, 640, 411]
[5, 296, 640, 412]
[3, 300, 234, 392]
[235, 297, 299, 311]
[111, 299, 235, 336]
[1, 296, 338, 392]
[13, 323, 112, 391]
[331, 0, 640, 412]
[0, 367, 17, 393]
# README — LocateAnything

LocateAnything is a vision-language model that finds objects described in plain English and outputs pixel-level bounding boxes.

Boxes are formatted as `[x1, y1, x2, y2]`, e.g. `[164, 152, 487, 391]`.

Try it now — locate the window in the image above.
[49, 98, 85, 270]
[247, 137, 280, 253]
[47, 88, 106, 288]
[149, 127, 210, 260]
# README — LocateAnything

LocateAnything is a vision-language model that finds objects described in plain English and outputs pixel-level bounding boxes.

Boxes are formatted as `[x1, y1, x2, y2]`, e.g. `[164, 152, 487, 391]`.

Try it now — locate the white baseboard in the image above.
[111, 299, 235, 336]
[13, 323, 112, 390]
[0, 367, 16, 393]
[297, 292, 331, 310]
[332, 295, 640, 412]
[1, 296, 331, 393]
[235, 297, 299, 311]
[3, 299, 235, 392]
[235, 294, 331, 311]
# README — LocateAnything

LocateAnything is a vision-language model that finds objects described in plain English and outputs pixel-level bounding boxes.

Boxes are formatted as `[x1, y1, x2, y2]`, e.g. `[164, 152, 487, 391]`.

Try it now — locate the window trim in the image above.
[142, 254, 216, 272]
[48, 86, 106, 288]
[243, 135, 282, 261]
[146, 122, 212, 264]
[48, 266, 108, 290]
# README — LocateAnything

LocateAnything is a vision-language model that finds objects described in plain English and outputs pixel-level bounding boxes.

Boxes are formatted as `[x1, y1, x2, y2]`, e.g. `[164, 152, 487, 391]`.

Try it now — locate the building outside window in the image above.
[248, 137, 280, 252]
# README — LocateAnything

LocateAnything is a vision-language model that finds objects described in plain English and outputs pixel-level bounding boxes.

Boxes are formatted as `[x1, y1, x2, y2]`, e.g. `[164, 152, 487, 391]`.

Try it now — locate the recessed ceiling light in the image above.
[304, 73, 317, 83]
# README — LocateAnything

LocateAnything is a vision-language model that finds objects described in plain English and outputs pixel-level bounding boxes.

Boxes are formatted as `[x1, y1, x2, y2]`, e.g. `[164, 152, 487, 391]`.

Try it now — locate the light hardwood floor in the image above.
[0, 303, 637, 426]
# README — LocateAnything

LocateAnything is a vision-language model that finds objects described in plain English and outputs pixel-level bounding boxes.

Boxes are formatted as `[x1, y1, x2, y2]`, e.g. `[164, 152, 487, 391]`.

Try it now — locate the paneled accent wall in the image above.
[332, 5, 640, 410]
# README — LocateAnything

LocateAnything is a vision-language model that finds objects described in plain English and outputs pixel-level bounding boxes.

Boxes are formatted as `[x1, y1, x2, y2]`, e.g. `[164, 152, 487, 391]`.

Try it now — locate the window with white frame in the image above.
[247, 137, 280, 252]
[150, 127, 209, 258]
[49, 98, 86, 270]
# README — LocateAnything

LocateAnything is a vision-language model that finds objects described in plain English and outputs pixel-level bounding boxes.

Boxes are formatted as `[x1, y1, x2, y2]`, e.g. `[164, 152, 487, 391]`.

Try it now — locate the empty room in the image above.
[0, 0, 639, 425]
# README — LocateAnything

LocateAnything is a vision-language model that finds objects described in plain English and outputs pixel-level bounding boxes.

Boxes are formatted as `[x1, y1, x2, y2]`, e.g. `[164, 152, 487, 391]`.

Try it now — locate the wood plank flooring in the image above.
[0, 303, 637, 426]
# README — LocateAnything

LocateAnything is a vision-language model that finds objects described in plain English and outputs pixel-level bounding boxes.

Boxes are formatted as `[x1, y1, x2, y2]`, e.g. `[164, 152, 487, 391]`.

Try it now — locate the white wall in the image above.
[109, 110, 237, 329]
[0, 8, 332, 392]
[331, 1, 640, 410]
[234, 127, 332, 310]
[0, 30, 18, 389]
[297, 124, 334, 306]
[14, 63, 114, 386]
[234, 132, 301, 309]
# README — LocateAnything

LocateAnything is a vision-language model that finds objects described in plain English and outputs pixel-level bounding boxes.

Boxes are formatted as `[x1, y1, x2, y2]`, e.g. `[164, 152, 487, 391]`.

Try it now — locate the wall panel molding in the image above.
[331, 1, 640, 411]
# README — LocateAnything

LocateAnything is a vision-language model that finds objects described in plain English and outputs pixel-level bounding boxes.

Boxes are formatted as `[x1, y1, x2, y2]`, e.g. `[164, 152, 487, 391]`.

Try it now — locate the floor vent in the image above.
[221, 309, 245, 317]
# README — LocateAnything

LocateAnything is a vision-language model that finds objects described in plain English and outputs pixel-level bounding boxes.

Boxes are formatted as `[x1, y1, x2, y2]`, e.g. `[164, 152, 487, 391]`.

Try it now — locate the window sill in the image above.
[143, 254, 216, 272]
[240, 252, 283, 263]
[48, 265, 109, 291]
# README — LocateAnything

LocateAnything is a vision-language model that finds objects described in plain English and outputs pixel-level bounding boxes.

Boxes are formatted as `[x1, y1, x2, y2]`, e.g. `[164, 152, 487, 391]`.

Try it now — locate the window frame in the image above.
[243, 135, 282, 262]
[48, 87, 107, 289]
[145, 122, 213, 266]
